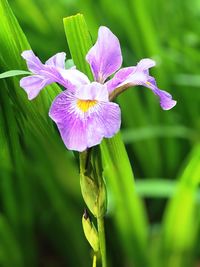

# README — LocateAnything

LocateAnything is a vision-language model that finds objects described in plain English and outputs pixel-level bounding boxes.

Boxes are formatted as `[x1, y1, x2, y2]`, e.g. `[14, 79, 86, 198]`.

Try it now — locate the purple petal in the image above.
[154, 89, 177, 110]
[49, 83, 121, 152]
[145, 77, 177, 110]
[45, 52, 66, 69]
[136, 58, 156, 71]
[87, 101, 121, 146]
[106, 67, 136, 92]
[60, 69, 90, 90]
[106, 58, 155, 93]
[20, 75, 51, 100]
[86, 26, 122, 83]
[75, 82, 109, 101]
[49, 92, 88, 151]
[106, 57, 176, 110]
[21, 50, 78, 92]
[39, 67, 69, 89]
[21, 50, 43, 73]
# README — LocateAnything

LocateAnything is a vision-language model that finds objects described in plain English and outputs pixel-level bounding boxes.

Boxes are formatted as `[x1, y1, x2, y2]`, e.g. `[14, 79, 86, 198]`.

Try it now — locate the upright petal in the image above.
[20, 75, 51, 100]
[86, 26, 122, 83]
[49, 84, 121, 152]
[21, 50, 43, 73]
[45, 52, 66, 69]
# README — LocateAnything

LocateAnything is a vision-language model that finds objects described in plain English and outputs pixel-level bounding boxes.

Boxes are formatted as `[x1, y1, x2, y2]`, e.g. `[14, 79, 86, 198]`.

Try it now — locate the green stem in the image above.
[97, 216, 107, 267]
[92, 254, 97, 267]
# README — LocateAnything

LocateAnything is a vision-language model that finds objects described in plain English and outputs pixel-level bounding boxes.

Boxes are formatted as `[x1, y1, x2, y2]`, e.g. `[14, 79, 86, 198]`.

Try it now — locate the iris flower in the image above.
[20, 27, 176, 152]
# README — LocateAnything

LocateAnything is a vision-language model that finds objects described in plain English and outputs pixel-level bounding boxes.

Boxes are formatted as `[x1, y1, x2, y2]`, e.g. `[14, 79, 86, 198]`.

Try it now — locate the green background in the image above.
[0, 0, 200, 266]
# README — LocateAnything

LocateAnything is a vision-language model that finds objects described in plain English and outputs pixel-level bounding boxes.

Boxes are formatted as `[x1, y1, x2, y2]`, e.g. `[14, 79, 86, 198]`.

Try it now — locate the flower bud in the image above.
[80, 173, 99, 217]
[80, 148, 107, 218]
[82, 209, 99, 252]
[96, 180, 107, 218]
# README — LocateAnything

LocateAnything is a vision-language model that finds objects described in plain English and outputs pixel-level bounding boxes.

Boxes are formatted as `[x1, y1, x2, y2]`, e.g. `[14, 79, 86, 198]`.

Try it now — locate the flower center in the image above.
[77, 99, 98, 112]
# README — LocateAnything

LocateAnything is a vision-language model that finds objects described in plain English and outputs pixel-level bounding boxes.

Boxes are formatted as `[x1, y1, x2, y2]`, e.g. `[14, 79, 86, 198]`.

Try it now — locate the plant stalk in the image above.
[92, 254, 97, 267]
[97, 216, 107, 267]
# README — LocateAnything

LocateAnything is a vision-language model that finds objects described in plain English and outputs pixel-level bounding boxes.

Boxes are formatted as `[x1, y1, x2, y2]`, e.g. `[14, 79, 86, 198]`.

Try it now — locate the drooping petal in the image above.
[86, 101, 121, 147]
[45, 52, 66, 69]
[38, 67, 69, 89]
[86, 26, 122, 83]
[21, 50, 80, 93]
[106, 58, 155, 93]
[106, 66, 136, 92]
[49, 92, 87, 151]
[145, 77, 177, 110]
[153, 88, 177, 110]
[20, 75, 51, 100]
[106, 58, 176, 110]
[21, 50, 43, 73]
[49, 83, 121, 152]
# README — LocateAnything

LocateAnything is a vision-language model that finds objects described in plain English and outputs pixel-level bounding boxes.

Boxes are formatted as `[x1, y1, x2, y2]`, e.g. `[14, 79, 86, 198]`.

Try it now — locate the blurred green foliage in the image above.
[0, 0, 200, 266]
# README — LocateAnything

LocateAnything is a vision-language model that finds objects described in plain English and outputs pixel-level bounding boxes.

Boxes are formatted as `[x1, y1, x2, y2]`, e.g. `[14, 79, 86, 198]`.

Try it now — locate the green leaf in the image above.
[65, 59, 75, 69]
[63, 14, 93, 80]
[135, 179, 177, 198]
[160, 144, 200, 267]
[101, 134, 148, 265]
[0, 70, 31, 79]
[122, 125, 196, 143]
[0, 215, 23, 267]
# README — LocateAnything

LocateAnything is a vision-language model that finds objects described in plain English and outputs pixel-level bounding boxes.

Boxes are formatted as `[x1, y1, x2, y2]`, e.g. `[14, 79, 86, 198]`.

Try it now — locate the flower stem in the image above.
[109, 83, 131, 101]
[97, 216, 107, 267]
[92, 254, 97, 267]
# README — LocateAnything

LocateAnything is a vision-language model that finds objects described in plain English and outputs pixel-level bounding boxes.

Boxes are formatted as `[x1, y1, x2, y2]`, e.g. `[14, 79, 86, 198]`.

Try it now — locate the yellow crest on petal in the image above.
[77, 99, 98, 112]
[146, 81, 151, 86]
